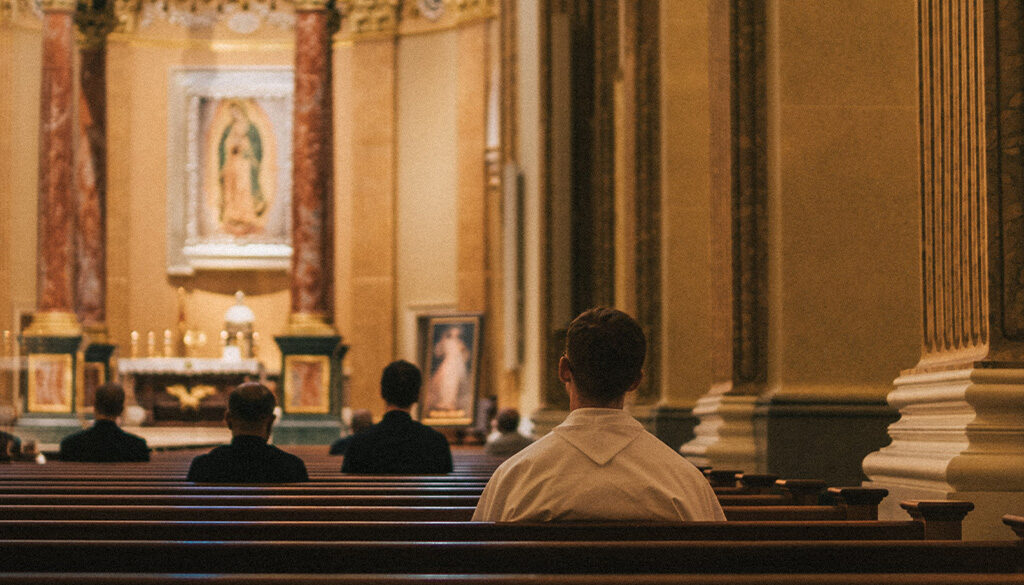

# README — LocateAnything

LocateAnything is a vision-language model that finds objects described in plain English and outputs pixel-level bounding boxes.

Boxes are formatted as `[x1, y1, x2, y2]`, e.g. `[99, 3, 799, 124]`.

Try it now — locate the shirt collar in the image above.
[551, 408, 645, 465]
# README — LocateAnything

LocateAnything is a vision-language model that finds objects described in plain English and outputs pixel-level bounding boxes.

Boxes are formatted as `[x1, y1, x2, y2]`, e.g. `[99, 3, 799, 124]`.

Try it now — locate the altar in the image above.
[118, 357, 264, 425]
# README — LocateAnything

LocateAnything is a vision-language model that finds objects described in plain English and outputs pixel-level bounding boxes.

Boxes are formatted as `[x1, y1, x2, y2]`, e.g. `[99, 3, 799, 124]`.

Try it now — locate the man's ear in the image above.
[558, 355, 573, 384]
[224, 411, 233, 431]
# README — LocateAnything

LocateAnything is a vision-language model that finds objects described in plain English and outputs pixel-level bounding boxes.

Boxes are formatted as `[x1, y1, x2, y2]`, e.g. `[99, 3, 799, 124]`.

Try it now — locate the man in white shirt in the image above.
[472, 307, 725, 522]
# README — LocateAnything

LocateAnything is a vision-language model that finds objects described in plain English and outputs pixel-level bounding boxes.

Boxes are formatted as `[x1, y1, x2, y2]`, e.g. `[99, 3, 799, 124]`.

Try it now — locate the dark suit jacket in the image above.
[187, 435, 309, 483]
[341, 410, 453, 474]
[329, 434, 354, 456]
[59, 420, 150, 462]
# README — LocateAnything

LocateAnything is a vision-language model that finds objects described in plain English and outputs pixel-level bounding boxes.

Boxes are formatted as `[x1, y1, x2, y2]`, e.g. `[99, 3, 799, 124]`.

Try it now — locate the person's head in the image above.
[559, 307, 646, 409]
[93, 384, 126, 419]
[495, 408, 520, 434]
[380, 360, 422, 410]
[225, 382, 277, 438]
[349, 409, 374, 434]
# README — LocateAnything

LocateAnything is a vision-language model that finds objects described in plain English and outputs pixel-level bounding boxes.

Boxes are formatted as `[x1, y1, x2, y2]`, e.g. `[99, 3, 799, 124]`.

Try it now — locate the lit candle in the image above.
[163, 329, 173, 357]
[2, 330, 10, 357]
[146, 331, 156, 358]
[130, 331, 140, 358]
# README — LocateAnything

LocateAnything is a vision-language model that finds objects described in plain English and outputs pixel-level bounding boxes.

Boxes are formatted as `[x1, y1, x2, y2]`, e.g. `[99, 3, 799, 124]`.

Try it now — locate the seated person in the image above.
[60, 383, 150, 462]
[329, 408, 373, 455]
[484, 408, 534, 457]
[187, 382, 308, 482]
[473, 307, 726, 522]
[341, 360, 453, 474]
[0, 430, 22, 460]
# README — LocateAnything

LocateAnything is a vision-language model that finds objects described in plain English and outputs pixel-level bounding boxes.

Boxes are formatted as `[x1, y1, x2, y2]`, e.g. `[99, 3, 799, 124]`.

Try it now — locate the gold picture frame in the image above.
[27, 353, 74, 413]
[283, 354, 331, 414]
[419, 314, 482, 427]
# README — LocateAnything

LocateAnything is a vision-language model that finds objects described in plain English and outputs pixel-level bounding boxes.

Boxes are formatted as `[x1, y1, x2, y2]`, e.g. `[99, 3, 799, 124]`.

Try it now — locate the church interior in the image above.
[3, 0, 1024, 551]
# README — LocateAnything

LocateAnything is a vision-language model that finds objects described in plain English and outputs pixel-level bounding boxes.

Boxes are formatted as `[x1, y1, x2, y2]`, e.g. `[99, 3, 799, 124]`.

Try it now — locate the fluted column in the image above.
[679, 0, 767, 471]
[273, 0, 345, 444]
[28, 0, 80, 337]
[863, 0, 1024, 540]
[287, 0, 336, 336]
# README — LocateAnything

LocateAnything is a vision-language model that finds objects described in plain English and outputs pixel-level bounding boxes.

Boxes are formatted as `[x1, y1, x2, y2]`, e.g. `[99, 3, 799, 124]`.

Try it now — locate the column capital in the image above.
[294, 0, 331, 11]
[40, 0, 77, 12]
[74, 6, 118, 49]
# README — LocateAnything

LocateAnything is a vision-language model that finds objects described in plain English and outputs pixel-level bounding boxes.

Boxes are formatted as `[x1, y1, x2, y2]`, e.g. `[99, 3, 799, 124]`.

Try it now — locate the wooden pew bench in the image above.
[1, 575, 1023, 585]
[0, 539, 1020, 574]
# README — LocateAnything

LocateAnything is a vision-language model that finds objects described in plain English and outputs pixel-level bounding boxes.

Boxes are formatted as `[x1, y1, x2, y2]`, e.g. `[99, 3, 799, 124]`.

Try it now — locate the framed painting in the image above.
[419, 314, 482, 427]
[27, 354, 73, 413]
[167, 67, 294, 275]
[283, 355, 331, 414]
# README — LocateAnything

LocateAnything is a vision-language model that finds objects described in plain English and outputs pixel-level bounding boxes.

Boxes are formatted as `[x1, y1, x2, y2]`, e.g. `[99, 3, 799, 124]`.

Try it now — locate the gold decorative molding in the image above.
[293, 0, 329, 9]
[40, 0, 75, 11]
[23, 311, 83, 337]
[453, 0, 493, 22]
[342, 0, 399, 35]
[286, 312, 337, 336]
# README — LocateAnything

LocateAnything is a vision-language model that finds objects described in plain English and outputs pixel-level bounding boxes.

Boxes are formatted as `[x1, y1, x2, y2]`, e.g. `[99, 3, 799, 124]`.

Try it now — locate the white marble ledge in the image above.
[118, 357, 263, 375]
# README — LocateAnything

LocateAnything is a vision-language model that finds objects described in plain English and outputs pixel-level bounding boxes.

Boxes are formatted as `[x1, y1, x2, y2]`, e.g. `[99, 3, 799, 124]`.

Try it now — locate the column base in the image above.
[273, 334, 347, 445]
[759, 394, 896, 487]
[286, 312, 337, 336]
[631, 404, 698, 451]
[680, 391, 761, 472]
[23, 311, 81, 337]
[14, 413, 85, 446]
[863, 364, 1024, 540]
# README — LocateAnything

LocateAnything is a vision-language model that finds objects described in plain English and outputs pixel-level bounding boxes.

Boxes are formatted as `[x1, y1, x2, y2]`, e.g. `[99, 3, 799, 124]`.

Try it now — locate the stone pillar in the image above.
[19, 0, 84, 443]
[74, 1, 117, 410]
[864, 0, 1024, 540]
[679, 0, 766, 472]
[273, 0, 345, 444]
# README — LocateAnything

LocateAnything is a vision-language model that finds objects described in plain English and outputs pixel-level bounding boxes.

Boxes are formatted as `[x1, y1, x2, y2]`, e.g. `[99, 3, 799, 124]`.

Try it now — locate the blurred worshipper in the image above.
[0, 430, 22, 461]
[473, 307, 725, 522]
[484, 408, 534, 458]
[329, 408, 374, 456]
[59, 383, 150, 462]
[341, 360, 453, 474]
[187, 382, 308, 482]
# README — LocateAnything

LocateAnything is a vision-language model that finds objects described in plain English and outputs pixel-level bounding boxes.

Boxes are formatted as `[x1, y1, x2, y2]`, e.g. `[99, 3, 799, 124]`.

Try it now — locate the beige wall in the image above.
[0, 25, 42, 335]
[105, 31, 294, 368]
[767, 0, 921, 399]
[395, 30, 459, 365]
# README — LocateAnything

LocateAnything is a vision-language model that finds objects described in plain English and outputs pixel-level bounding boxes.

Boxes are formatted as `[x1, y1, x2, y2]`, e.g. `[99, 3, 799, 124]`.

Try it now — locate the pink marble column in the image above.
[74, 44, 107, 336]
[288, 1, 335, 335]
[31, 0, 81, 336]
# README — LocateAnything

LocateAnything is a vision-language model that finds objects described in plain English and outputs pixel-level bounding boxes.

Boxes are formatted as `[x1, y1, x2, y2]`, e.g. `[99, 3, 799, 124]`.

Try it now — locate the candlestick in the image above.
[163, 329, 173, 357]
[146, 331, 156, 358]
[130, 331, 139, 358]
[2, 331, 10, 357]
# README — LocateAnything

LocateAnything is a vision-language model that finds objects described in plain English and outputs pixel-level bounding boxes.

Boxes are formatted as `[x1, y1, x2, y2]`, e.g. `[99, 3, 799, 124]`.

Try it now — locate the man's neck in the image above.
[94, 414, 119, 424]
[384, 404, 411, 414]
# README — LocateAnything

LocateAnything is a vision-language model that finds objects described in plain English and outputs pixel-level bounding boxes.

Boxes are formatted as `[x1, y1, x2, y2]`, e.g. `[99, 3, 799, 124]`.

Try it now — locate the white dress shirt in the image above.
[472, 408, 726, 522]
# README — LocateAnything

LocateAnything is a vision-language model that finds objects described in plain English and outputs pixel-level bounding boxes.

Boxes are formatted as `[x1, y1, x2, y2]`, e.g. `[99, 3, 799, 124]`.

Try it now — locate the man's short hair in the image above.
[496, 408, 520, 434]
[380, 360, 422, 409]
[350, 409, 374, 434]
[565, 307, 646, 402]
[93, 384, 126, 417]
[228, 382, 276, 422]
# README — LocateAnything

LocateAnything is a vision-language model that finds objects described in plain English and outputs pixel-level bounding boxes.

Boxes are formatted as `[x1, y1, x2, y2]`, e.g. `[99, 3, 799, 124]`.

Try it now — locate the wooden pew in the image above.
[1, 575, 1023, 585]
[0, 539, 1020, 574]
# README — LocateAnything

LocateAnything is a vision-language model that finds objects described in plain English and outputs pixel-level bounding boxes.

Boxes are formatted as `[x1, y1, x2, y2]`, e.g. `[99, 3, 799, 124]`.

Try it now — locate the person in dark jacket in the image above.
[59, 383, 150, 462]
[187, 382, 308, 483]
[341, 360, 453, 474]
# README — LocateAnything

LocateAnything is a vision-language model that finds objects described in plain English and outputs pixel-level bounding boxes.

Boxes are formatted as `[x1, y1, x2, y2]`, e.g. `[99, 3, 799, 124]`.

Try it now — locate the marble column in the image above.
[274, 0, 344, 444]
[74, 3, 117, 408]
[19, 0, 84, 442]
[864, 0, 1024, 540]
[29, 0, 80, 337]
[679, 0, 767, 472]
[288, 0, 335, 336]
